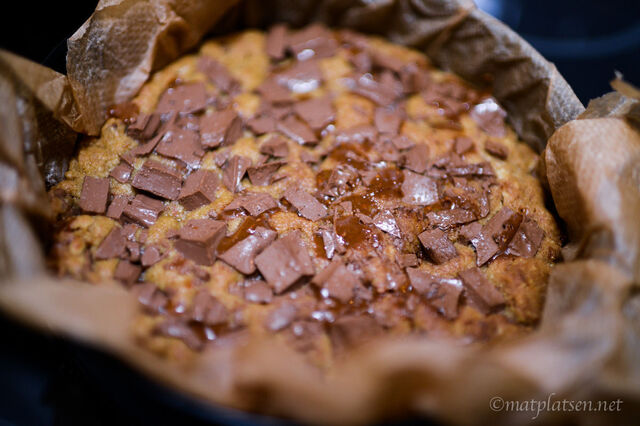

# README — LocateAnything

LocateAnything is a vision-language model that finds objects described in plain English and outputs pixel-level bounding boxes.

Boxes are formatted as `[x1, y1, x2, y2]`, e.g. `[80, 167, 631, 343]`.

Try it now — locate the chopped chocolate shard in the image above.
[266, 24, 287, 61]
[79, 176, 109, 214]
[471, 206, 523, 266]
[401, 170, 438, 206]
[156, 83, 208, 114]
[288, 24, 338, 60]
[257, 77, 293, 104]
[197, 56, 239, 94]
[95, 227, 126, 260]
[265, 301, 298, 331]
[213, 149, 230, 167]
[155, 127, 203, 167]
[391, 135, 415, 150]
[109, 162, 132, 183]
[219, 226, 277, 274]
[397, 253, 419, 268]
[350, 51, 372, 73]
[374, 107, 402, 135]
[447, 162, 496, 178]
[506, 216, 544, 258]
[259, 136, 289, 158]
[223, 155, 251, 193]
[125, 241, 141, 262]
[406, 268, 462, 320]
[471, 98, 507, 137]
[229, 192, 278, 216]
[126, 132, 163, 157]
[277, 115, 318, 145]
[283, 187, 328, 221]
[335, 125, 378, 144]
[200, 108, 243, 148]
[418, 228, 458, 264]
[191, 290, 228, 326]
[135, 282, 168, 313]
[276, 60, 322, 94]
[178, 170, 219, 210]
[174, 219, 226, 266]
[123, 194, 164, 228]
[114, 260, 141, 286]
[317, 226, 342, 259]
[400, 64, 432, 93]
[330, 315, 383, 351]
[293, 97, 334, 131]
[106, 195, 130, 220]
[243, 280, 273, 304]
[350, 73, 402, 106]
[131, 160, 182, 200]
[402, 144, 430, 173]
[300, 150, 319, 164]
[247, 115, 276, 135]
[458, 221, 482, 244]
[155, 318, 203, 350]
[141, 244, 165, 267]
[247, 161, 283, 186]
[372, 211, 401, 238]
[485, 140, 509, 159]
[453, 136, 474, 154]
[312, 259, 360, 303]
[128, 113, 161, 140]
[255, 232, 315, 293]
[356, 213, 373, 224]
[320, 164, 359, 197]
[458, 267, 505, 314]
[427, 208, 475, 229]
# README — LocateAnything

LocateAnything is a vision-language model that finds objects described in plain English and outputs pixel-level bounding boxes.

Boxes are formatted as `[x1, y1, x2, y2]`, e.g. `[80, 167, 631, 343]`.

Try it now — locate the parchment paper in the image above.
[1, 0, 639, 424]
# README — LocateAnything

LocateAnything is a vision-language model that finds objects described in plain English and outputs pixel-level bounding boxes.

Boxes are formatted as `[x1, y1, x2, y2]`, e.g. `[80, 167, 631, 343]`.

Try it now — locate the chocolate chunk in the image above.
[122, 194, 164, 228]
[458, 222, 482, 244]
[300, 150, 319, 164]
[259, 136, 289, 158]
[191, 290, 228, 326]
[79, 176, 109, 214]
[471, 206, 522, 266]
[257, 77, 293, 104]
[213, 149, 230, 167]
[458, 267, 505, 314]
[399, 63, 432, 93]
[402, 144, 430, 173]
[396, 253, 419, 268]
[226, 192, 278, 216]
[418, 228, 458, 264]
[265, 301, 298, 331]
[391, 135, 415, 150]
[121, 223, 139, 241]
[485, 140, 509, 159]
[350, 72, 402, 106]
[247, 115, 277, 135]
[131, 160, 182, 200]
[266, 24, 287, 61]
[114, 260, 141, 286]
[335, 125, 378, 144]
[174, 219, 226, 266]
[125, 241, 141, 262]
[127, 113, 161, 140]
[219, 226, 277, 274]
[356, 213, 373, 224]
[288, 24, 338, 60]
[470, 98, 506, 137]
[276, 60, 322, 94]
[141, 244, 165, 267]
[316, 226, 342, 259]
[320, 164, 359, 197]
[447, 162, 496, 178]
[293, 97, 334, 131]
[374, 107, 402, 135]
[155, 127, 203, 167]
[277, 115, 318, 145]
[200, 108, 243, 148]
[406, 268, 462, 320]
[155, 318, 203, 350]
[197, 56, 239, 94]
[109, 162, 133, 183]
[312, 259, 360, 303]
[453, 136, 474, 154]
[506, 216, 544, 258]
[243, 280, 274, 304]
[126, 132, 163, 157]
[178, 170, 219, 210]
[106, 195, 130, 220]
[156, 83, 208, 114]
[427, 208, 475, 229]
[135, 282, 168, 313]
[255, 232, 315, 293]
[283, 187, 328, 221]
[329, 315, 383, 351]
[247, 161, 284, 186]
[222, 155, 251, 193]
[95, 227, 126, 260]
[372, 211, 401, 238]
[401, 170, 438, 206]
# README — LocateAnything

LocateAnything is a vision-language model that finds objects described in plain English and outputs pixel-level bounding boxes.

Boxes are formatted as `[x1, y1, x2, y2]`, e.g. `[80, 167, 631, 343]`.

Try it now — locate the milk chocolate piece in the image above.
[200, 108, 243, 148]
[350, 72, 402, 106]
[300, 150, 319, 164]
[265, 301, 298, 331]
[275, 60, 322, 94]
[427, 208, 475, 229]
[79, 176, 109, 214]
[222, 155, 251, 193]
[266, 24, 287, 61]
[257, 77, 292, 104]
[471, 206, 522, 266]
[447, 162, 496, 178]
[283, 188, 328, 221]
[288, 24, 338, 60]
[126, 132, 163, 157]
[277, 115, 318, 145]
[178, 170, 219, 210]
[114, 260, 141, 286]
[372, 211, 401, 238]
[391, 135, 415, 150]
[155, 318, 203, 350]
[247, 115, 276, 135]
[174, 219, 226, 266]
[131, 160, 182, 200]
[106, 195, 130, 220]
[485, 140, 509, 159]
[155, 127, 203, 166]
[293, 97, 334, 131]
[197, 56, 239, 94]
[219, 227, 277, 274]
[453, 136, 474, 154]
[243, 280, 273, 304]
[109, 162, 132, 183]
[95, 227, 126, 260]
[191, 290, 228, 326]
[335, 125, 378, 144]
[330, 315, 383, 350]
[225, 192, 278, 216]
[401, 170, 438, 206]
[406, 268, 462, 320]
[396, 253, 419, 268]
[247, 161, 283, 186]
[470, 98, 507, 137]
[458, 222, 482, 245]
[255, 232, 315, 293]
[458, 267, 505, 314]
[506, 216, 544, 258]
[312, 259, 360, 303]
[402, 144, 430, 173]
[156, 83, 207, 114]
[374, 107, 402, 135]
[125, 241, 141, 262]
[141, 244, 165, 267]
[127, 113, 161, 140]
[122, 194, 164, 228]
[259, 136, 289, 158]
[135, 282, 168, 313]
[418, 229, 458, 264]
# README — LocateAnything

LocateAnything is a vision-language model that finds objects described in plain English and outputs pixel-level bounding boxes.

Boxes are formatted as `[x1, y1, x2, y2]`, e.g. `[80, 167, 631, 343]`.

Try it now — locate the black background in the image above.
[0, 1, 638, 425]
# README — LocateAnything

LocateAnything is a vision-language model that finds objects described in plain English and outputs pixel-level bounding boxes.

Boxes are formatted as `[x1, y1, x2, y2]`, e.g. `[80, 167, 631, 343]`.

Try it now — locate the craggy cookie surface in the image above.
[49, 25, 561, 365]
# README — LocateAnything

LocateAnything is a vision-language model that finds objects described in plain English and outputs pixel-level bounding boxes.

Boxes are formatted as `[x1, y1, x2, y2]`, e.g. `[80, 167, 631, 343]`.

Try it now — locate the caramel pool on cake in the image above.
[48, 24, 562, 364]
